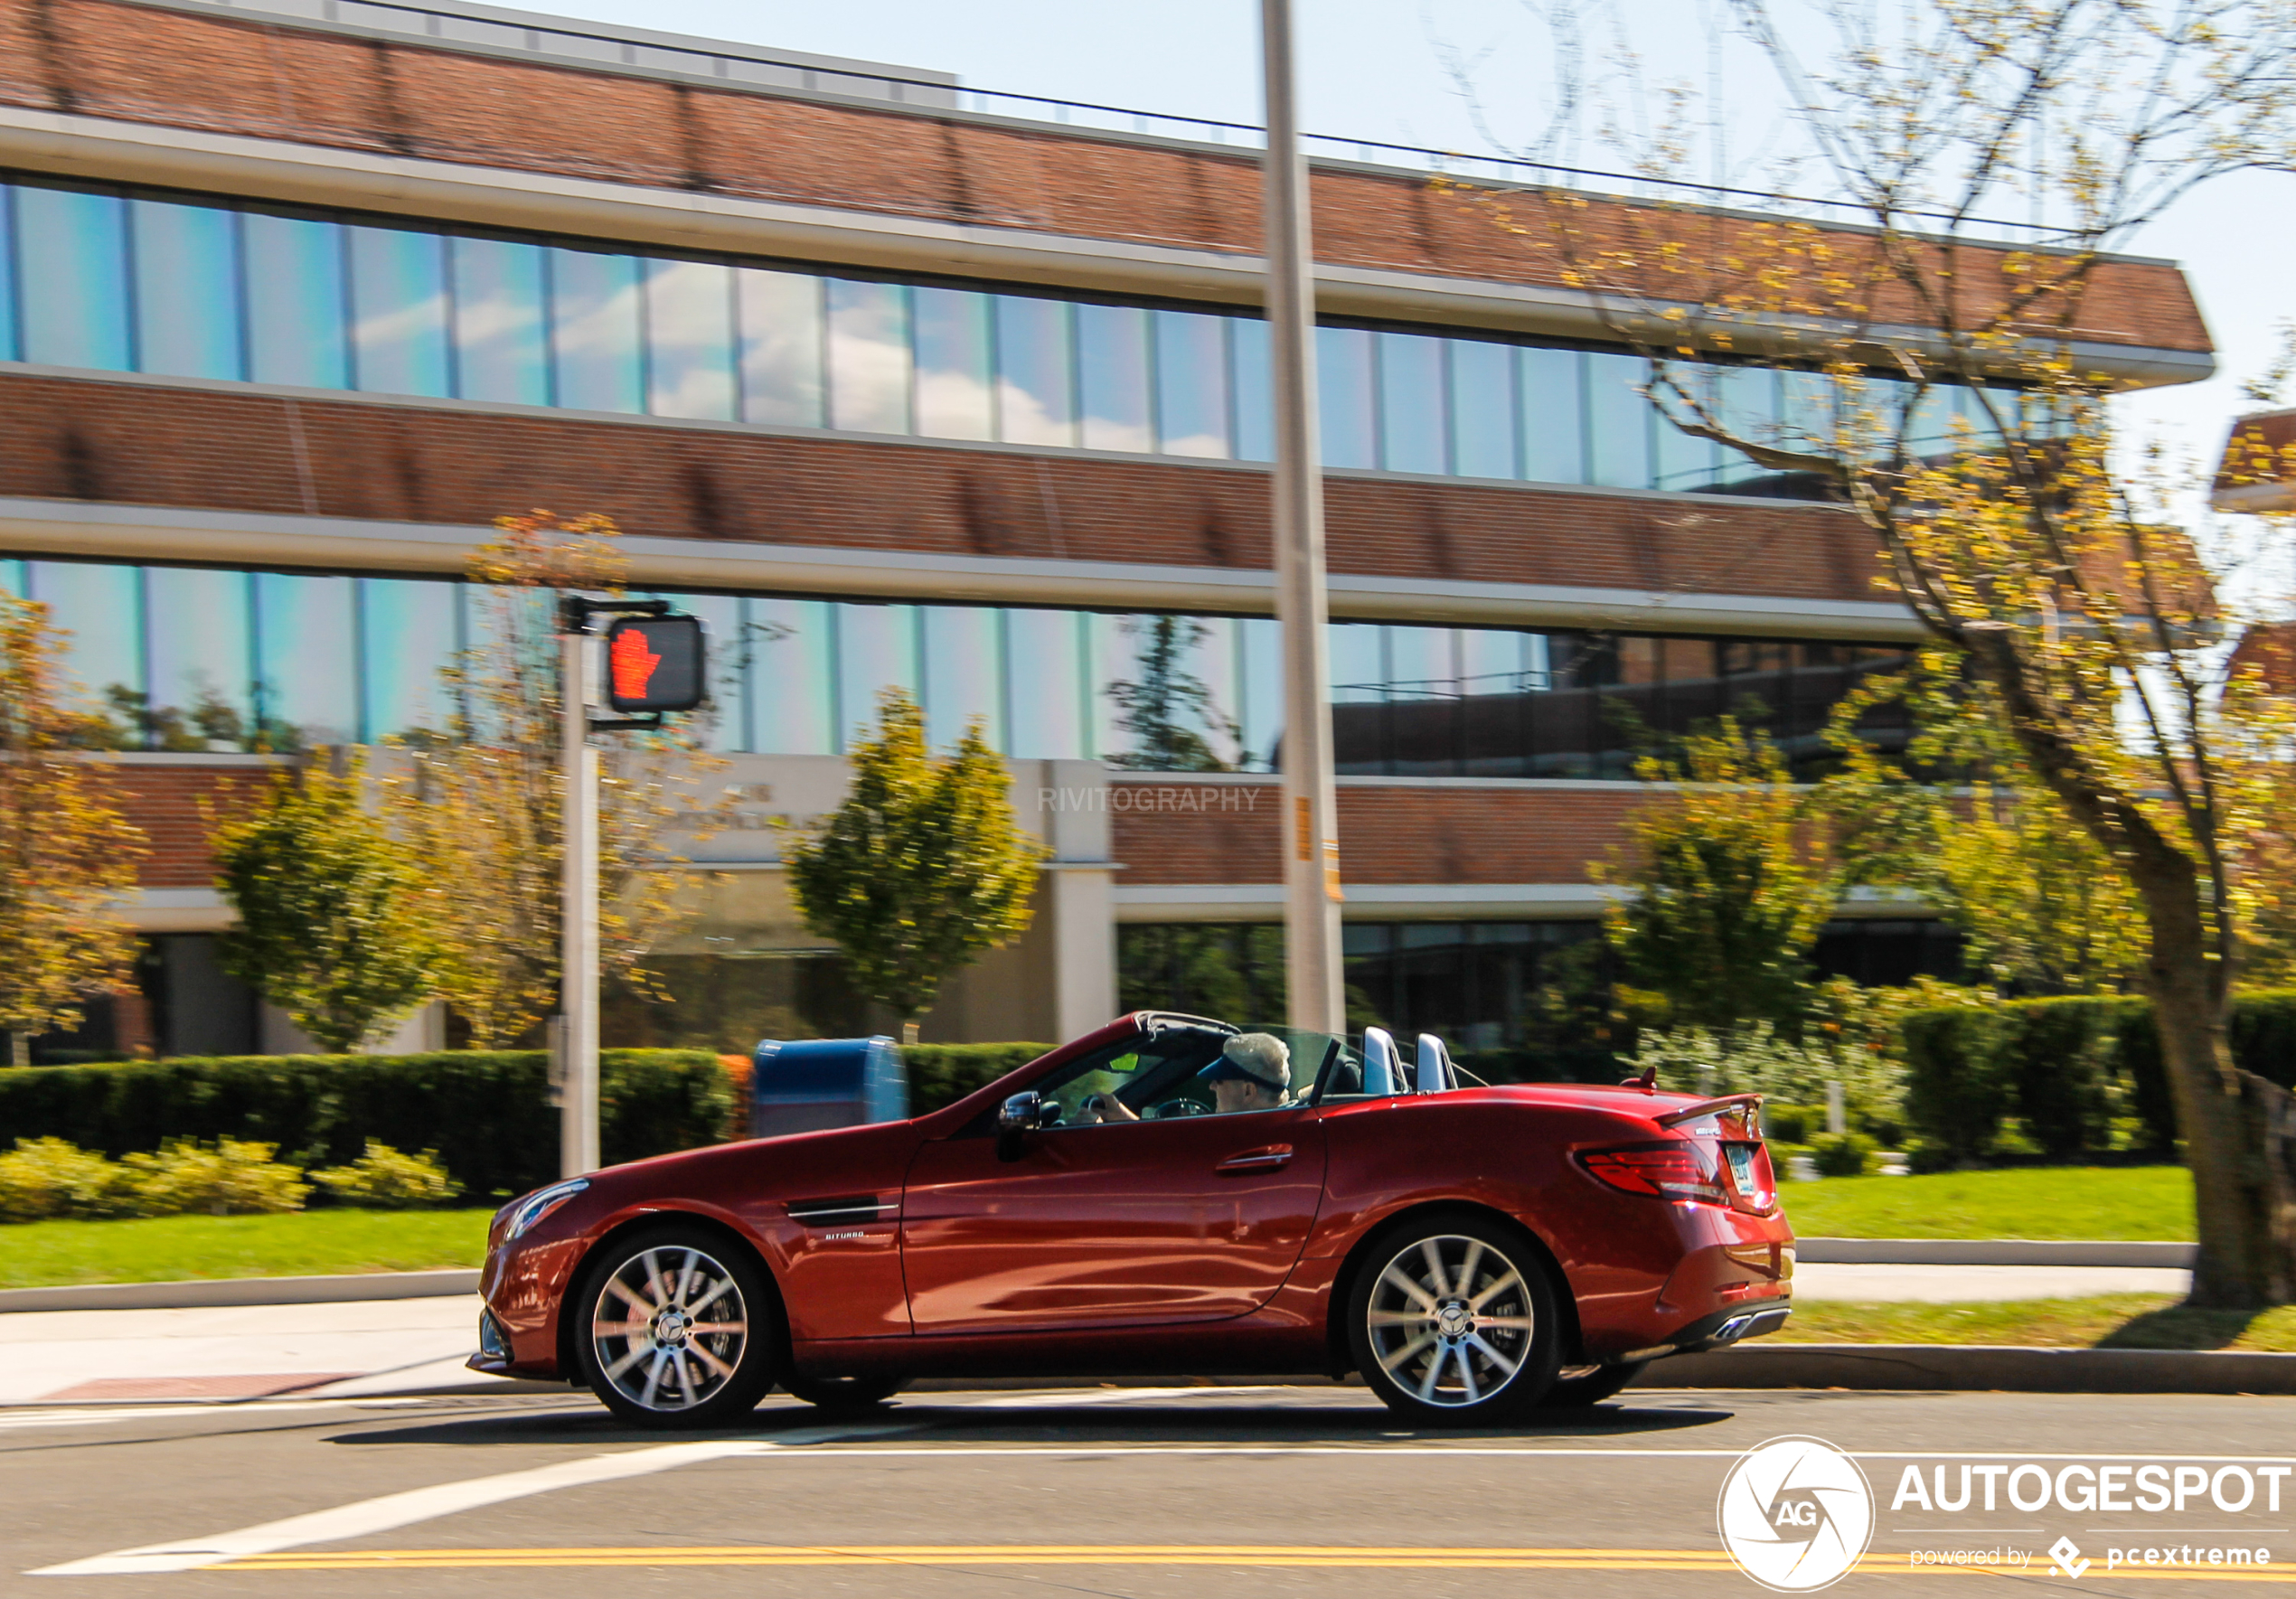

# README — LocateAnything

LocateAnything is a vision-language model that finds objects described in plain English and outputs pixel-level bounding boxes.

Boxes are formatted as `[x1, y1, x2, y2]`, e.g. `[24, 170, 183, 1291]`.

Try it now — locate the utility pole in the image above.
[1260, 0, 1344, 1033]
[559, 616, 601, 1179]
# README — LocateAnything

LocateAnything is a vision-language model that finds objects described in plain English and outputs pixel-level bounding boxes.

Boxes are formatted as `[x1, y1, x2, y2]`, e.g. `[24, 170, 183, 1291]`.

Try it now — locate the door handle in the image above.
[1216, 1145, 1294, 1172]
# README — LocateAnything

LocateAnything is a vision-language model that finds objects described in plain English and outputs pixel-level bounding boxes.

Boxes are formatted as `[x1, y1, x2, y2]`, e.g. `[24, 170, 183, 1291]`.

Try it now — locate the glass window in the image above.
[1712, 365, 1779, 486]
[834, 602, 918, 747]
[1316, 325, 1375, 469]
[1154, 309, 1229, 458]
[131, 199, 242, 381]
[912, 287, 993, 441]
[27, 561, 142, 707]
[1377, 332, 1447, 475]
[1519, 346, 1586, 483]
[243, 212, 349, 390]
[254, 572, 356, 748]
[1005, 607, 1088, 759]
[549, 248, 642, 414]
[748, 597, 834, 755]
[1087, 612, 1143, 760]
[659, 591, 741, 749]
[1329, 623, 1387, 702]
[1230, 315, 1274, 463]
[995, 295, 1075, 447]
[1779, 369, 1835, 454]
[348, 224, 450, 399]
[1651, 384, 1717, 493]
[922, 605, 1002, 750]
[17, 186, 132, 372]
[644, 258, 736, 421]
[826, 278, 911, 435]
[0, 560, 22, 597]
[0, 192, 14, 362]
[449, 236, 548, 406]
[1237, 616, 1282, 770]
[1077, 302, 1151, 454]
[738, 268, 824, 427]
[357, 576, 457, 741]
[1586, 351, 1653, 489]
[1449, 338, 1517, 479]
[147, 566, 253, 748]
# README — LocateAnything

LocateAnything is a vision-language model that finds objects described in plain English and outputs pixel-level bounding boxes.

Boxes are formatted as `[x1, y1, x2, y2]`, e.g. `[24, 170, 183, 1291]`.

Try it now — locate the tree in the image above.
[0, 595, 146, 1065]
[1459, 0, 2296, 1303]
[385, 511, 720, 1047]
[1597, 720, 1834, 1030]
[1106, 615, 1237, 771]
[210, 751, 438, 1053]
[1821, 649, 2145, 997]
[783, 687, 1046, 1040]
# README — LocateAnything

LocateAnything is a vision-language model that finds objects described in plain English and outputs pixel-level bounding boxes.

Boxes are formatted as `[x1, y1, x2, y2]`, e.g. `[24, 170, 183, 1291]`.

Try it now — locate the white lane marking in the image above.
[0, 1399, 464, 1434]
[30, 1424, 911, 1577]
[960, 1387, 1291, 1408]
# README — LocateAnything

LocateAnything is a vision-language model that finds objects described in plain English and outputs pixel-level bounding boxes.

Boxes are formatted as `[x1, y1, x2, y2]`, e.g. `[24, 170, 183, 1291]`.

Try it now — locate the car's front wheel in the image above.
[576, 1225, 778, 1427]
[1348, 1216, 1560, 1425]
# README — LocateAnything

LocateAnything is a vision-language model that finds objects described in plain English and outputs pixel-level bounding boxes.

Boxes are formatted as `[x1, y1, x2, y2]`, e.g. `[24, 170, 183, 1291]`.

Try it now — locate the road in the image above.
[6, 1385, 2293, 1595]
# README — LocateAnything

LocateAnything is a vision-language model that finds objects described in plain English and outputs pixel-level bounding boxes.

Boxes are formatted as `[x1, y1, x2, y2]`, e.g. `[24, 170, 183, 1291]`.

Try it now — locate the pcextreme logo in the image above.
[1717, 1435, 1877, 1592]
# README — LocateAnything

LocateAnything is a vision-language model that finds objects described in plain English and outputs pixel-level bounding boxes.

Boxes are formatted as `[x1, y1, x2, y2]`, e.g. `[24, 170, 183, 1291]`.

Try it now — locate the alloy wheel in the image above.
[589, 1244, 751, 1415]
[1362, 1233, 1537, 1408]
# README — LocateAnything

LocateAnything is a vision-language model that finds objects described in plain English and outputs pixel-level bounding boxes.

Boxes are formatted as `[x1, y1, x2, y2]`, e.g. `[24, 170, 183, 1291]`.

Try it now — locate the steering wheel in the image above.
[1153, 1098, 1209, 1119]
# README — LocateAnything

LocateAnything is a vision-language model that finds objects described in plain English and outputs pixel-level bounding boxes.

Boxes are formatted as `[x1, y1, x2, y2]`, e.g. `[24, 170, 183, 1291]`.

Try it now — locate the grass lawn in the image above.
[1775, 1294, 2296, 1352]
[1778, 1165, 2193, 1241]
[0, 1209, 494, 1290]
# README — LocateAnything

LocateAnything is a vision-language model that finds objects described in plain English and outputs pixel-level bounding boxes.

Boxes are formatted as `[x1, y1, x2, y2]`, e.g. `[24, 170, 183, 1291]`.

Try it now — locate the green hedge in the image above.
[0, 1050, 732, 1200]
[901, 1043, 1050, 1114]
[1900, 991, 2296, 1164]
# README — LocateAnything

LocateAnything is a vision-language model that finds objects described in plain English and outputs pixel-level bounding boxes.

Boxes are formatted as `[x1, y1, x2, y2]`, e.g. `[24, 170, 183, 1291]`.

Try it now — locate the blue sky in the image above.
[529, 0, 2291, 477]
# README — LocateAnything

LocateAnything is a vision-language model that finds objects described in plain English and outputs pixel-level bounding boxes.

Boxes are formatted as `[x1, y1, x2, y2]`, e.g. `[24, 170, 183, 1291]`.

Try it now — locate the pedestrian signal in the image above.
[603, 615, 707, 713]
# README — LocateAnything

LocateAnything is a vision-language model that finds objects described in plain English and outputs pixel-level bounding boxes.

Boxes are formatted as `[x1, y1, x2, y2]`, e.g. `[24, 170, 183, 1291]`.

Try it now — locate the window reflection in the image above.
[26, 561, 142, 705]
[922, 605, 1002, 749]
[827, 279, 911, 435]
[550, 248, 643, 414]
[1520, 347, 1586, 484]
[244, 212, 349, 390]
[349, 225, 451, 400]
[1154, 309, 1229, 458]
[644, 258, 737, 421]
[1230, 317, 1274, 463]
[748, 597, 835, 755]
[1005, 607, 1087, 759]
[1449, 339, 1517, 479]
[357, 576, 458, 740]
[148, 567, 253, 747]
[20, 187, 132, 372]
[132, 200, 242, 381]
[739, 269, 825, 427]
[913, 287, 993, 441]
[450, 236, 549, 405]
[1317, 326, 1376, 468]
[1377, 332, 1446, 475]
[255, 572, 356, 747]
[1077, 302, 1151, 454]
[996, 295, 1075, 447]
[834, 602, 918, 746]
[1586, 351, 1652, 489]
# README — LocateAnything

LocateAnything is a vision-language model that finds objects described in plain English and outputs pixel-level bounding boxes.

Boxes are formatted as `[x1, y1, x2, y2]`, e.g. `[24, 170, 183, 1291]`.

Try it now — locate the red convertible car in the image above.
[471, 1012, 1793, 1426]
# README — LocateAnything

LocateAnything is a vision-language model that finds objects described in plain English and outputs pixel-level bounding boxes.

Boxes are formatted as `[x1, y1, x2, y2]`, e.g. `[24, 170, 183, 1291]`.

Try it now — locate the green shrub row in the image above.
[900, 1043, 1051, 1114]
[0, 1136, 457, 1221]
[1899, 991, 2296, 1164]
[0, 1049, 733, 1200]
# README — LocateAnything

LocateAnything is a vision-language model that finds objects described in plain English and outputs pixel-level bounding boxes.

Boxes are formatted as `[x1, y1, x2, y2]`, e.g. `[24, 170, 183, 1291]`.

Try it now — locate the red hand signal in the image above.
[608, 624, 663, 702]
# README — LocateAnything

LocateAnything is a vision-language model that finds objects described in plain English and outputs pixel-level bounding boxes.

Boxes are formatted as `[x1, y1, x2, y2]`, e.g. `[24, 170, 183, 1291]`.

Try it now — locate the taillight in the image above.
[1578, 1141, 1727, 1205]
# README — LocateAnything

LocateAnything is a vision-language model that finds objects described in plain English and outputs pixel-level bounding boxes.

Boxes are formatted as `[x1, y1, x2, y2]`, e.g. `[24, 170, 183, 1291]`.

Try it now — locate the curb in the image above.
[1639, 1343, 2296, 1395]
[1797, 1238, 2197, 1268]
[0, 1270, 480, 1314]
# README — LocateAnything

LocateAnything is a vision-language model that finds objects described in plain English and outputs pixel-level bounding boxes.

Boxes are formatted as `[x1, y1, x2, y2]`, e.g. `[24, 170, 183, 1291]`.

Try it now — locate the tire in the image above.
[1539, 1360, 1647, 1408]
[575, 1224, 779, 1428]
[782, 1372, 906, 1411]
[1347, 1214, 1561, 1426]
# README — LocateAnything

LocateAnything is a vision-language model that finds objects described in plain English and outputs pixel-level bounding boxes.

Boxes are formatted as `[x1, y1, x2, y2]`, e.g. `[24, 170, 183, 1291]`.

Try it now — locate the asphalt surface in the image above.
[5, 1385, 2294, 1595]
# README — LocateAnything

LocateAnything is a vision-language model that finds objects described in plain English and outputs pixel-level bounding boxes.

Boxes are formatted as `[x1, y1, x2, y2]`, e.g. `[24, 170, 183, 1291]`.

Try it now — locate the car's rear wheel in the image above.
[1540, 1360, 1647, 1408]
[783, 1372, 906, 1411]
[577, 1225, 778, 1427]
[1348, 1216, 1559, 1426]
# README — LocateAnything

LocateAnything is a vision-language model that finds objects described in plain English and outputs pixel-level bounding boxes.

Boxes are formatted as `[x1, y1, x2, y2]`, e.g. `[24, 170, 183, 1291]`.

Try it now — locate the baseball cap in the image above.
[1200, 1031, 1291, 1091]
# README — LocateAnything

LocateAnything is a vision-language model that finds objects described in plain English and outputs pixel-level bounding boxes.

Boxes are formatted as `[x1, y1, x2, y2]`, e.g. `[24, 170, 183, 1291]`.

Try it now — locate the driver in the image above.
[1086, 1032, 1293, 1121]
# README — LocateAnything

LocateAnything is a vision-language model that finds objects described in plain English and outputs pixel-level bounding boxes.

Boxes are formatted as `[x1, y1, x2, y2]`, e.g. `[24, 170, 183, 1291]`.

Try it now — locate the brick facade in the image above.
[1112, 781, 1646, 888]
[100, 761, 267, 886]
[2, 372, 1890, 603]
[0, 0, 2210, 355]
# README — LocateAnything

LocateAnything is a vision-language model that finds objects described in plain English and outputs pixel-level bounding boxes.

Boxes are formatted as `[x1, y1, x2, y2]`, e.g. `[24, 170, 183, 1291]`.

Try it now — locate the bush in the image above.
[900, 1043, 1049, 1114]
[0, 1049, 732, 1199]
[123, 1138, 309, 1216]
[1809, 1131, 1881, 1178]
[310, 1142, 461, 1207]
[1899, 990, 2296, 1164]
[0, 1137, 138, 1220]
[1764, 1103, 1823, 1144]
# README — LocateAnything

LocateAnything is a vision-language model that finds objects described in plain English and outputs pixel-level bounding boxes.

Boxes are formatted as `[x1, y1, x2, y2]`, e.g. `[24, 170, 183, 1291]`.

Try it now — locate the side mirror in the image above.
[996, 1091, 1045, 1162]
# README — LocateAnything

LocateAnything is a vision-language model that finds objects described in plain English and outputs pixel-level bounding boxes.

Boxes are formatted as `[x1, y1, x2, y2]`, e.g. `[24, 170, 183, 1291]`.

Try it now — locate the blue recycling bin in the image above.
[750, 1036, 908, 1139]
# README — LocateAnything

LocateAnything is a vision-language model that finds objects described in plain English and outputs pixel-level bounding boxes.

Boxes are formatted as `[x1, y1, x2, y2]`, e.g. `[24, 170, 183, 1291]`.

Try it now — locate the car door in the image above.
[899, 1031, 1328, 1334]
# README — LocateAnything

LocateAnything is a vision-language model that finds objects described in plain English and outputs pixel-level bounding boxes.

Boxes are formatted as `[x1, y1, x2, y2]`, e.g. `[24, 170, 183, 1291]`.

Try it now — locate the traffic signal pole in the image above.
[559, 620, 601, 1180]
[1261, 0, 1346, 1033]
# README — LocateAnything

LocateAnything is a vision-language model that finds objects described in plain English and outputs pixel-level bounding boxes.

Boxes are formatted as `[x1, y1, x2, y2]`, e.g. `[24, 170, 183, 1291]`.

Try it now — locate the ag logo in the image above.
[1717, 1435, 1875, 1591]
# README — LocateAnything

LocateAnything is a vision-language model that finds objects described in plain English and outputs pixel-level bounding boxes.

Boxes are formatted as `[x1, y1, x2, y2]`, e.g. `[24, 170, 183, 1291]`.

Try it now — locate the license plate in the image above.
[1725, 1143, 1757, 1193]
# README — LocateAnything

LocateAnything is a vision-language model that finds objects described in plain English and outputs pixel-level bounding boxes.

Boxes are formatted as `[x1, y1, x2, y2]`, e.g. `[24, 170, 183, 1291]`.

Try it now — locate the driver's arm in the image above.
[1082, 1092, 1139, 1123]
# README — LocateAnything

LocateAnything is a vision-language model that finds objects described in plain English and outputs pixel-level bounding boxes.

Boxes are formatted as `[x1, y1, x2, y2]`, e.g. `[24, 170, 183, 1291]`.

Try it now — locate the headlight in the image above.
[501, 1178, 589, 1241]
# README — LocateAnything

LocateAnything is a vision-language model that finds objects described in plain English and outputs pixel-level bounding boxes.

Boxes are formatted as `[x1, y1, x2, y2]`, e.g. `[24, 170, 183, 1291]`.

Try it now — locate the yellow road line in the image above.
[209, 1547, 2296, 1579]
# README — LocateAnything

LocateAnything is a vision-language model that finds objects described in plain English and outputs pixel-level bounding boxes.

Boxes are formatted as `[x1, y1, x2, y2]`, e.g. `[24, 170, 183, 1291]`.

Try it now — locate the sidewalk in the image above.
[0, 1261, 2199, 1406]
